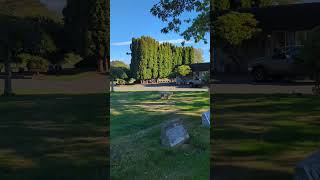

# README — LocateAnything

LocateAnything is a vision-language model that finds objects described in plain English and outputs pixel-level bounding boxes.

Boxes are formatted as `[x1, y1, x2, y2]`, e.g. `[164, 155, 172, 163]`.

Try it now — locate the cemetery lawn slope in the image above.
[212, 94, 320, 180]
[111, 92, 210, 180]
[0, 93, 108, 180]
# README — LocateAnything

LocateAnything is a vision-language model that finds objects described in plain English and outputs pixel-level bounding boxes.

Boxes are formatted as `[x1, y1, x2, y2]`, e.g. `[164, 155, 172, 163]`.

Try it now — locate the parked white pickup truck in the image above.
[187, 79, 204, 88]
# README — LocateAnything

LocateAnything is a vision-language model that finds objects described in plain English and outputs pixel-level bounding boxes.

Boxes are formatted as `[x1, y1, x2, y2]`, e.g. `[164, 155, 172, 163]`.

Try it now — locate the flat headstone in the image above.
[161, 120, 189, 147]
[294, 150, 320, 180]
[201, 111, 210, 127]
[160, 92, 173, 99]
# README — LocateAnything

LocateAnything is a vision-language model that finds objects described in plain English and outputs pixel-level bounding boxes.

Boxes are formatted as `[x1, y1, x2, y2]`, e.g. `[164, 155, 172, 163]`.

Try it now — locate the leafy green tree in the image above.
[110, 67, 128, 80]
[177, 65, 192, 76]
[163, 43, 173, 77]
[63, 52, 83, 68]
[194, 48, 204, 63]
[158, 43, 166, 78]
[0, 15, 44, 96]
[151, 0, 210, 43]
[26, 56, 49, 72]
[152, 0, 298, 74]
[183, 47, 191, 64]
[87, 0, 108, 72]
[130, 38, 140, 79]
[63, 0, 90, 54]
[63, 0, 108, 71]
[131, 36, 159, 80]
[172, 47, 183, 67]
[130, 36, 201, 80]
[215, 12, 260, 46]
[111, 60, 130, 80]
[189, 47, 195, 64]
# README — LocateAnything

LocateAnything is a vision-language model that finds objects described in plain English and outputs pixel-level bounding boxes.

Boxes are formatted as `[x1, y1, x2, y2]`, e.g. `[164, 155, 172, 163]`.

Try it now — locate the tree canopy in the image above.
[111, 60, 130, 80]
[151, 0, 210, 43]
[63, 0, 108, 70]
[152, 0, 298, 45]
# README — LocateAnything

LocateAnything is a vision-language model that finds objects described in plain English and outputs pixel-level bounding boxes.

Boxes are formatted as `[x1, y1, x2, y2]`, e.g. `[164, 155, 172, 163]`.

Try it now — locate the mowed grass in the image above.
[0, 93, 108, 180]
[211, 94, 320, 180]
[44, 72, 104, 81]
[111, 92, 210, 180]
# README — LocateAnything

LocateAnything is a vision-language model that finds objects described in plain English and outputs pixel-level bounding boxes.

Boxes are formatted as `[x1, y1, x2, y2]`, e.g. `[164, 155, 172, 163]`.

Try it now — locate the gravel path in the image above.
[211, 74, 314, 94]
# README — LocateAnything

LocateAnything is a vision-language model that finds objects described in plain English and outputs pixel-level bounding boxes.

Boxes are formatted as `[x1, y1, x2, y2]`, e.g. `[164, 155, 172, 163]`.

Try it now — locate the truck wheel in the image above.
[189, 83, 194, 88]
[253, 67, 267, 82]
[272, 75, 283, 81]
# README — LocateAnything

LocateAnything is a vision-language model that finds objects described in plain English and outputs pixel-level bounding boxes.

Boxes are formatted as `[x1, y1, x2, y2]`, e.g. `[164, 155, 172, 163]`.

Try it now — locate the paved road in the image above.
[1, 73, 314, 94]
[113, 83, 208, 92]
[0, 73, 108, 94]
[211, 74, 315, 94]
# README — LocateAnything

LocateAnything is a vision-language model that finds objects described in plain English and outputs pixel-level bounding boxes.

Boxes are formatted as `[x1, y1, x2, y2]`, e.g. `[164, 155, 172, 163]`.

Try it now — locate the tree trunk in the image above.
[99, 57, 104, 72]
[210, 0, 214, 76]
[312, 71, 320, 95]
[111, 79, 114, 92]
[4, 50, 13, 96]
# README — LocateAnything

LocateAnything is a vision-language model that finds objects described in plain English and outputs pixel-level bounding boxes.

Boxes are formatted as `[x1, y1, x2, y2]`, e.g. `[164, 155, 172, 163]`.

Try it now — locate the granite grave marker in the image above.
[161, 120, 189, 147]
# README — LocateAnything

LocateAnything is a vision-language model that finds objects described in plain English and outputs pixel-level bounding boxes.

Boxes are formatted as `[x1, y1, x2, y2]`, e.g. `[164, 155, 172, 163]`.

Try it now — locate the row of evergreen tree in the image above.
[130, 36, 196, 80]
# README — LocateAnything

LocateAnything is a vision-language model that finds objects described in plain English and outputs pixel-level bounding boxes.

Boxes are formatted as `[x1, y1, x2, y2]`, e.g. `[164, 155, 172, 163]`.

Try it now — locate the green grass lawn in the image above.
[44, 72, 103, 81]
[111, 92, 210, 180]
[212, 94, 320, 180]
[0, 93, 108, 180]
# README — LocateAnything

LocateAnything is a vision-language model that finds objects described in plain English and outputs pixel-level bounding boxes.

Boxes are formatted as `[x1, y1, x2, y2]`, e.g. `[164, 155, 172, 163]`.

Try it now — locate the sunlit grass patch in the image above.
[111, 91, 210, 180]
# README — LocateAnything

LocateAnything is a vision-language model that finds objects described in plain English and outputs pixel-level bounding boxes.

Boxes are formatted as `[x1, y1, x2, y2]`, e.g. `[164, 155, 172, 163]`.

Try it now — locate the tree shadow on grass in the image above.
[0, 93, 109, 180]
[211, 94, 320, 180]
[211, 165, 292, 180]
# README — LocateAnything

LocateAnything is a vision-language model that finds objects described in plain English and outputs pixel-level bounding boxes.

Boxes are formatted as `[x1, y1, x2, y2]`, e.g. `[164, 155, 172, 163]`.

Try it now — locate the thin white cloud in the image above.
[159, 39, 193, 44]
[111, 38, 193, 46]
[111, 41, 132, 46]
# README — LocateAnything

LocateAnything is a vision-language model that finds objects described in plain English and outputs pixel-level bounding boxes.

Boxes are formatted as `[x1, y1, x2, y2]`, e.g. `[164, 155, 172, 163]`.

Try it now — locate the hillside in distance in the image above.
[0, 0, 61, 20]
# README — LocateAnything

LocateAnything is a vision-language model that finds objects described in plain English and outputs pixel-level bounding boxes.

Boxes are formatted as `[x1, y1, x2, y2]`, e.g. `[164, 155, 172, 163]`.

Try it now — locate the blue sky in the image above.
[110, 0, 210, 65]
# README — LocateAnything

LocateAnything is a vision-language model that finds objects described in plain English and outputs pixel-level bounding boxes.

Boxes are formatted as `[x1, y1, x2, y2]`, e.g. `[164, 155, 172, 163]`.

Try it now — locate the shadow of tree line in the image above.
[211, 94, 320, 180]
[0, 93, 109, 180]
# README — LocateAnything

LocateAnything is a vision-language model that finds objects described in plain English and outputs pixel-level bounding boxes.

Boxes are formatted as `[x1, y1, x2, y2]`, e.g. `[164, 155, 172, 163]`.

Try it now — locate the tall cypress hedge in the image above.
[130, 36, 198, 80]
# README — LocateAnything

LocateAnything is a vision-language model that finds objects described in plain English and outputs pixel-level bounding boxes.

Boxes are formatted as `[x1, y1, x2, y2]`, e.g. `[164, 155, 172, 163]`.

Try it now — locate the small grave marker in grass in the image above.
[201, 111, 210, 127]
[160, 92, 173, 100]
[161, 119, 189, 147]
[294, 150, 320, 180]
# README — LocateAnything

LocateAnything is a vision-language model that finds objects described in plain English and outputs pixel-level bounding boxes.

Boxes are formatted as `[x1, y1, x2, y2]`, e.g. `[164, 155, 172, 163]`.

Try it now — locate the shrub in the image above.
[202, 72, 209, 83]
[26, 56, 49, 72]
[128, 78, 136, 84]
[116, 79, 126, 85]
[111, 67, 128, 80]
[63, 52, 83, 68]
[177, 65, 191, 76]
[16, 53, 33, 67]
[168, 71, 177, 79]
